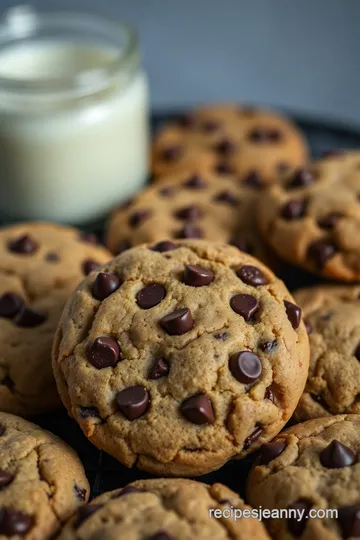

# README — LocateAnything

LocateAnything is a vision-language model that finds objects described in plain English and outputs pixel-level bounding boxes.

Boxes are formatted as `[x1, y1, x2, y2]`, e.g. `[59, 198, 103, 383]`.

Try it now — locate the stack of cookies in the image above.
[1, 103, 360, 539]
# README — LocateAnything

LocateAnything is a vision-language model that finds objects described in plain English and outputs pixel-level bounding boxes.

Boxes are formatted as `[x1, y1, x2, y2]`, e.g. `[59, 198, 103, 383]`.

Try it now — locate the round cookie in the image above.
[257, 150, 360, 281]
[57, 478, 270, 540]
[152, 103, 308, 183]
[247, 414, 360, 540]
[52, 240, 309, 476]
[0, 412, 89, 539]
[293, 285, 360, 421]
[0, 222, 111, 416]
[106, 169, 273, 265]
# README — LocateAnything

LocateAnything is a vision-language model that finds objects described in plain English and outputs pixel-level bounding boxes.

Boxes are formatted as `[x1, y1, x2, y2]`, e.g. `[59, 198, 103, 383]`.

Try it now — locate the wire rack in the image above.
[30, 112, 360, 500]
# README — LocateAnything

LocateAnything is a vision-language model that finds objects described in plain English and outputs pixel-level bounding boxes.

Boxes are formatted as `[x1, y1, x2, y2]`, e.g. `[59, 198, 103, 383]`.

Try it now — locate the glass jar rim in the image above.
[0, 5, 139, 96]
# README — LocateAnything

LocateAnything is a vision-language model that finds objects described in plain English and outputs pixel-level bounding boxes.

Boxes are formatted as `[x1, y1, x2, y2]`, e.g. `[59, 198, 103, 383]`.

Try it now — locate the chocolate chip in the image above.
[202, 120, 220, 132]
[281, 199, 306, 220]
[177, 224, 203, 239]
[260, 340, 278, 352]
[183, 175, 207, 189]
[311, 393, 329, 410]
[74, 485, 87, 501]
[116, 386, 150, 420]
[92, 272, 121, 301]
[338, 505, 360, 539]
[259, 440, 286, 465]
[129, 209, 152, 228]
[308, 240, 337, 268]
[79, 407, 100, 419]
[287, 500, 311, 536]
[0, 471, 14, 489]
[160, 308, 194, 335]
[242, 171, 263, 188]
[214, 331, 229, 341]
[215, 138, 236, 155]
[183, 265, 214, 287]
[88, 337, 120, 369]
[0, 293, 24, 319]
[115, 239, 131, 255]
[284, 300, 302, 330]
[354, 344, 360, 361]
[229, 351, 262, 383]
[213, 190, 239, 206]
[0, 508, 34, 536]
[45, 252, 59, 262]
[305, 320, 312, 334]
[215, 162, 235, 175]
[115, 485, 145, 498]
[161, 145, 183, 161]
[230, 236, 253, 254]
[151, 241, 177, 253]
[277, 162, 290, 174]
[317, 212, 343, 229]
[136, 284, 166, 309]
[79, 232, 98, 244]
[175, 204, 203, 221]
[230, 294, 259, 321]
[180, 393, 215, 424]
[320, 440, 356, 469]
[288, 168, 314, 189]
[159, 185, 176, 197]
[14, 306, 46, 328]
[149, 358, 170, 380]
[75, 505, 102, 528]
[248, 127, 282, 143]
[8, 235, 38, 255]
[0, 425, 5, 436]
[264, 386, 274, 402]
[149, 532, 175, 540]
[82, 259, 100, 275]
[236, 265, 269, 286]
[243, 426, 263, 450]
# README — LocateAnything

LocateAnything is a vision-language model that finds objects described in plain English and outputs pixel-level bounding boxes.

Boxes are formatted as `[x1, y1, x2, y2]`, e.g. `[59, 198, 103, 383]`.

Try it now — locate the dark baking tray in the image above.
[29, 112, 360, 501]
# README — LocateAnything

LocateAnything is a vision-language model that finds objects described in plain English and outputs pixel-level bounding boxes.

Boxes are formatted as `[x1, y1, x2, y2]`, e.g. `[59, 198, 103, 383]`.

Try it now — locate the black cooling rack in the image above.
[31, 112, 360, 500]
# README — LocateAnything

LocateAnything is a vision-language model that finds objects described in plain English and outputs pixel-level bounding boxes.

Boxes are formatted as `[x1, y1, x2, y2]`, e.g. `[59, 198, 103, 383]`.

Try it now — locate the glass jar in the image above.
[0, 6, 150, 223]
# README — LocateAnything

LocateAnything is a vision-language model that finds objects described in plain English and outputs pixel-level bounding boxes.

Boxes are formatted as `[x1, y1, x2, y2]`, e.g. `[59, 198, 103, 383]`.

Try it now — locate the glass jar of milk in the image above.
[0, 6, 149, 223]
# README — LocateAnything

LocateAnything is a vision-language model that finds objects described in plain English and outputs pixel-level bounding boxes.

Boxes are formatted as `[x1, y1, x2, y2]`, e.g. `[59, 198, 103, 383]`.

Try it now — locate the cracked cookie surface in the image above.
[151, 103, 308, 183]
[0, 222, 111, 416]
[52, 240, 309, 476]
[293, 285, 360, 421]
[247, 415, 360, 540]
[0, 412, 89, 539]
[257, 151, 360, 281]
[56, 478, 270, 540]
[106, 169, 273, 266]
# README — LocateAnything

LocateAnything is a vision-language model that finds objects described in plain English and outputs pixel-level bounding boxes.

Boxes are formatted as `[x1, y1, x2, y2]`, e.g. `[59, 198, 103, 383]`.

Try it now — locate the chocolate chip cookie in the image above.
[247, 414, 360, 540]
[293, 285, 360, 421]
[106, 169, 273, 266]
[257, 151, 360, 281]
[152, 104, 308, 184]
[52, 240, 309, 476]
[57, 478, 270, 540]
[0, 412, 89, 539]
[0, 222, 111, 416]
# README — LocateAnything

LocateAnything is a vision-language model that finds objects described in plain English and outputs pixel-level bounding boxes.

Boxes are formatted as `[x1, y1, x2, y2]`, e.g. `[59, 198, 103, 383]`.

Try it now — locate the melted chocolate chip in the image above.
[0, 508, 34, 536]
[215, 138, 237, 155]
[236, 265, 268, 286]
[183, 265, 214, 287]
[136, 284, 166, 309]
[230, 294, 259, 321]
[284, 300, 302, 330]
[317, 212, 343, 230]
[45, 252, 59, 262]
[248, 127, 282, 143]
[287, 168, 314, 189]
[215, 162, 235, 175]
[74, 485, 87, 501]
[116, 386, 150, 420]
[161, 145, 183, 161]
[0, 471, 14, 489]
[88, 337, 121, 369]
[75, 505, 102, 528]
[159, 185, 176, 197]
[82, 259, 100, 276]
[92, 272, 121, 301]
[243, 426, 263, 450]
[338, 505, 360, 539]
[308, 240, 337, 268]
[151, 241, 177, 253]
[8, 235, 38, 255]
[242, 171, 263, 188]
[230, 236, 253, 254]
[149, 358, 170, 380]
[0, 293, 24, 319]
[259, 440, 286, 465]
[281, 199, 306, 220]
[79, 407, 100, 420]
[229, 351, 262, 383]
[14, 306, 46, 328]
[213, 190, 239, 206]
[183, 175, 207, 189]
[175, 204, 203, 221]
[180, 393, 215, 424]
[214, 331, 229, 341]
[160, 308, 194, 335]
[128, 209, 152, 228]
[287, 500, 312, 536]
[320, 440, 356, 469]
